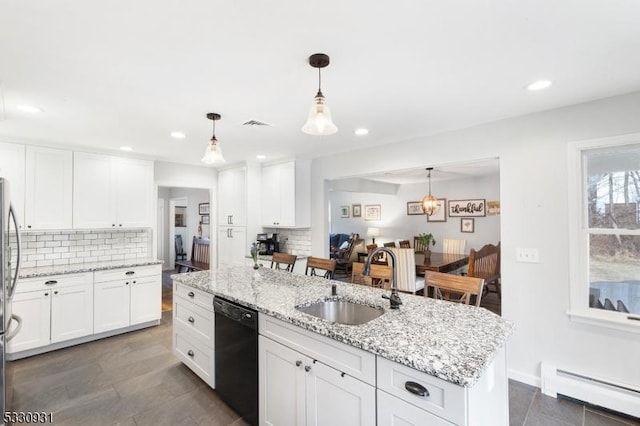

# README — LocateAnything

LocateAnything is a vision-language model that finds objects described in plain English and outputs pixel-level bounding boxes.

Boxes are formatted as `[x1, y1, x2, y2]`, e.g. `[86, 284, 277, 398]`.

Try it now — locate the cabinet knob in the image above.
[132, 280, 136, 284]
[126, 282, 129, 285]
[27, 225, 32, 229]
[295, 360, 302, 367]
[404, 381, 429, 397]
[187, 350, 195, 357]
[188, 316, 195, 323]
[119, 224, 122, 227]
[304, 366, 311, 372]
[188, 291, 195, 298]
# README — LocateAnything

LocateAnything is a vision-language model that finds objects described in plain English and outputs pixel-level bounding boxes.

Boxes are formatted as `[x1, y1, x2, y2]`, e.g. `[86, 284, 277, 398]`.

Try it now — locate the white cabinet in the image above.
[173, 283, 215, 387]
[94, 265, 161, 333]
[7, 273, 93, 353]
[218, 166, 246, 226]
[24, 146, 73, 230]
[260, 160, 310, 228]
[259, 315, 376, 426]
[0, 142, 25, 228]
[218, 226, 247, 266]
[73, 152, 153, 229]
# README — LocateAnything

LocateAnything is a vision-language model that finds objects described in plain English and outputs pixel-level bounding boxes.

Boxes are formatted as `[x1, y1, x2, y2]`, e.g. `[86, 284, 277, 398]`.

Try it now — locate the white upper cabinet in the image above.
[218, 166, 246, 226]
[25, 146, 73, 230]
[73, 152, 153, 229]
[261, 160, 310, 228]
[0, 142, 26, 228]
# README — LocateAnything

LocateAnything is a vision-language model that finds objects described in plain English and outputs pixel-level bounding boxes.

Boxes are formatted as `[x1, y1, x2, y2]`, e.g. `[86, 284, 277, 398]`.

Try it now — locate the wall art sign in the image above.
[340, 206, 350, 218]
[199, 203, 210, 215]
[364, 204, 381, 221]
[448, 199, 486, 217]
[406, 201, 424, 216]
[352, 204, 362, 217]
[426, 198, 447, 222]
[461, 218, 474, 233]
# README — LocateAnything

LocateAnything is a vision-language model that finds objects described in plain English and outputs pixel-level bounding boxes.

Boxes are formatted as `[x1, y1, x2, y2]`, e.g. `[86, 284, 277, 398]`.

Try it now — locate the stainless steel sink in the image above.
[296, 300, 384, 325]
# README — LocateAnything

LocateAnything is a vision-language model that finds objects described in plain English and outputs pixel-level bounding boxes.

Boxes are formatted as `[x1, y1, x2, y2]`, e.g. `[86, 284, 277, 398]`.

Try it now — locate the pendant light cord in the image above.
[318, 67, 322, 93]
[428, 169, 432, 196]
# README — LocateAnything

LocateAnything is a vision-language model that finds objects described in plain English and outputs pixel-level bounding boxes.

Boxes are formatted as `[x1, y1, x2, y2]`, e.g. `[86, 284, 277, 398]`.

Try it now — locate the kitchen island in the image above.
[172, 265, 513, 425]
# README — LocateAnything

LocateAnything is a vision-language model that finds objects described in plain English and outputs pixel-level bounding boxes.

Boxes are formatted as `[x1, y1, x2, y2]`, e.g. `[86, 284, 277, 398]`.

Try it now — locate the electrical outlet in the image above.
[516, 248, 539, 263]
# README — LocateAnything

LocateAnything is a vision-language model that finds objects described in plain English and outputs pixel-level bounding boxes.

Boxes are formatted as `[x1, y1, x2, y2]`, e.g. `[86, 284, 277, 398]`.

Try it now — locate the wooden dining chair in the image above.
[351, 262, 392, 289]
[398, 240, 411, 248]
[443, 238, 466, 255]
[305, 256, 337, 279]
[467, 242, 501, 298]
[391, 248, 425, 294]
[414, 236, 428, 254]
[383, 242, 396, 248]
[270, 252, 297, 272]
[424, 271, 485, 307]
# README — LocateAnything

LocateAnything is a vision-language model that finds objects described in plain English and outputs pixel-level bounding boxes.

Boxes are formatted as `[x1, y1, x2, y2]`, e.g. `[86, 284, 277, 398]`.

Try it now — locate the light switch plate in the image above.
[516, 248, 539, 263]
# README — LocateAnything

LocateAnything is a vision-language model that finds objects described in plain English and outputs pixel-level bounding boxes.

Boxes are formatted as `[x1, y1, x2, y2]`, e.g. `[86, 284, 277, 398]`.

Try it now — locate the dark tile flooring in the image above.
[7, 272, 638, 425]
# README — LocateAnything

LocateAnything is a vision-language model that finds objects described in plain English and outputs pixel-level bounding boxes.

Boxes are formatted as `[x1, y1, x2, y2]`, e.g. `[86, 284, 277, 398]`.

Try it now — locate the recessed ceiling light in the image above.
[119, 146, 133, 152]
[170, 131, 186, 139]
[526, 80, 552, 91]
[354, 128, 369, 136]
[256, 155, 267, 160]
[17, 104, 42, 113]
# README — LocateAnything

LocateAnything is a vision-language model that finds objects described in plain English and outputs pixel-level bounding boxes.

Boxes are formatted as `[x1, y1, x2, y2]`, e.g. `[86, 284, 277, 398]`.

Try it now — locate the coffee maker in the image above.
[257, 233, 279, 255]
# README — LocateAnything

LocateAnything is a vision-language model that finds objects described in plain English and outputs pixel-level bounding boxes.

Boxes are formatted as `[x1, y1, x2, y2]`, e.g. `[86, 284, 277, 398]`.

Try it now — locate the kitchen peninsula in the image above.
[173, 266, 513, 425]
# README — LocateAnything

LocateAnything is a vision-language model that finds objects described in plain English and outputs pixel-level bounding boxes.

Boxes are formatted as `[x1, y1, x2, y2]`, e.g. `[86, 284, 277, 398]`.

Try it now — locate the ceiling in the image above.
[1, 0, 639, 168]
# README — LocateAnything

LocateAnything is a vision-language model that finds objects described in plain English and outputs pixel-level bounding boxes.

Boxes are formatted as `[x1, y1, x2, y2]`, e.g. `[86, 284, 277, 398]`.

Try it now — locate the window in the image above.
[568, 134, 640, 332]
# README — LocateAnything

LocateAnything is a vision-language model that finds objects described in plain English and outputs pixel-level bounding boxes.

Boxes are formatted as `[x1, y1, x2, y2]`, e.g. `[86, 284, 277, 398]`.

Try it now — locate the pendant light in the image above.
[201, 113, 225, 165]
[421, 167, 440, 216]
[302, 53, 338, 136]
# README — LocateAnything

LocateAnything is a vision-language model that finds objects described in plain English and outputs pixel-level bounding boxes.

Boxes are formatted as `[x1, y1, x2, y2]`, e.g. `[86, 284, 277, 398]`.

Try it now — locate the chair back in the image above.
[467, 243, 500, 282]
[398, 240, 411, 248]
[175, 235, 185, 253]
[390, 248, 425, 294]
[191, 237, 210, 264]
[351, 262, 392, 289]
[414, 236, 430, 253]
[366, 243, 378, 253]
[305, 256, 337, 279]
[443, 238, 466, 255]
[383, 242, 396, 248]
[271, 252, 297, 272]
[425, 271, 485, 306]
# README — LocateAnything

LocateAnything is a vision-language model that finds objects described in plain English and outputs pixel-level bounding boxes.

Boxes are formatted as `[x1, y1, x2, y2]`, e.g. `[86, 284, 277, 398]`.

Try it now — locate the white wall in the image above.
[329, 174, 500, 252]
[157, 187, 171, 267]
[311, 91, 640, 388]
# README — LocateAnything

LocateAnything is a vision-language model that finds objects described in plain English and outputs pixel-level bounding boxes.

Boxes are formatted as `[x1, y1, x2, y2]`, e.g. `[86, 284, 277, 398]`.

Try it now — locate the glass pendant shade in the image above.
[201, 138, 225, 165]
[421, 194, 440, 216]
[302, 92, 338, 135]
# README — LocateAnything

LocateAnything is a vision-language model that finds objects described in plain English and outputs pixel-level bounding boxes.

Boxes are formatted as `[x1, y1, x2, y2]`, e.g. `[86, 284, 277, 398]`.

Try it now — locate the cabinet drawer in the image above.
[94, 265, 161, 283]
[174, 299, 214, 347]
[174, 283, 214, 311]
[377, 357, 465, 425]
[259, 315, 376, 386]
[174, 330, 214, 387]
[377, 389, 455, 426]
[16, 272, 92, 293]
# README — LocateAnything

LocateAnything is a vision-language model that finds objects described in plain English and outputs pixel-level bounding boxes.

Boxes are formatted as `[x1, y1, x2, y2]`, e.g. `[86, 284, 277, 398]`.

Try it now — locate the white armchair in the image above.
[391, 248, 425, 294]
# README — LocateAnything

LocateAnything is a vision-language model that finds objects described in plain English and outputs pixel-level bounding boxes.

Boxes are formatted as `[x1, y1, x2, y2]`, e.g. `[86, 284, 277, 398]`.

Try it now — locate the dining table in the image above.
[415, 251, 469, 275]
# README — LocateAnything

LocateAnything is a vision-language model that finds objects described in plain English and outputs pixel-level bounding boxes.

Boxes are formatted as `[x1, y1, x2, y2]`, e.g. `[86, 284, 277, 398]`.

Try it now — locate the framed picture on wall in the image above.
[448, 199, 486, 217]
[340, 206, 350, 218]
[199, 203, 210, 215]
[426, 198, 447, 222]
[406, 201, 424, 215]
[352, 204, 362, 217]
[461, 217, 474, 233]
[201, 215, 210, 225]
[364, 204, 381, 221]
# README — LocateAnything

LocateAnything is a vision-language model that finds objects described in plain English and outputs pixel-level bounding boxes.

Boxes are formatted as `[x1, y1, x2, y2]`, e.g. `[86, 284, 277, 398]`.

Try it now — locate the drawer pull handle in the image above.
[341, 372, 346, 377]
[187, 350, 194, 357]
[188, 291, 195, 298]
[45, 280, 57, 285]
[304, 366, 311, 372]
[405, 381, 429, 397]
[188, 316, 195, 323]
[295, 360, 302, 367]
[125, 271, 135, 276]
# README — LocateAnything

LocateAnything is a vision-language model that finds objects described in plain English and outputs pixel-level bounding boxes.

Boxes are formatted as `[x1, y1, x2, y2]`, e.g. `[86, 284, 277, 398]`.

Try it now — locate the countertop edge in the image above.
[19, 259, 164, 278]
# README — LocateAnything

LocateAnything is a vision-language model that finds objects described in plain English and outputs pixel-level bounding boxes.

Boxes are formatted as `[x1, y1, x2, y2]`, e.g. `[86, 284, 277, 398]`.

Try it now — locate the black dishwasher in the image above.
[213, 296, 258, 426]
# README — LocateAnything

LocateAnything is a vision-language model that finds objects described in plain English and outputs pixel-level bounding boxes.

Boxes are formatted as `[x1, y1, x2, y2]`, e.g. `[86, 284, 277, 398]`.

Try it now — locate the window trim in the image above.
[567, 132, 640, 334]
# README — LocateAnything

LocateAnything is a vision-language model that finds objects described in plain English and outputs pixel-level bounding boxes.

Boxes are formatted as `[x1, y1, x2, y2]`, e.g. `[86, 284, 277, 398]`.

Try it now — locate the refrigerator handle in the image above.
[9, 203, 22, 299]
[5, 314, 23, 342]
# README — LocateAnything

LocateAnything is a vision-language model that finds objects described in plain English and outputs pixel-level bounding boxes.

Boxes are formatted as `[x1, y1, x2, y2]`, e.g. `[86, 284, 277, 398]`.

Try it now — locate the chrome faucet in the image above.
[363, 247, 402, 309]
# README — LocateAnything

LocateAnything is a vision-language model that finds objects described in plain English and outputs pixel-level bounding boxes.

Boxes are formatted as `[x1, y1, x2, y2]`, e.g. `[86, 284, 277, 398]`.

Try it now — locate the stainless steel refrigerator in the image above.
[0, 177, 23, 421]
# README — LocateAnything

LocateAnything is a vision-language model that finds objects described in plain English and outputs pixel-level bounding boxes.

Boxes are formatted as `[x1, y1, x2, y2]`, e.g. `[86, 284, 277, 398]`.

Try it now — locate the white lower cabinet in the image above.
[94, 265, 162, 333]
[259, 316, 376, 426]
[8, 273, 93, 353]
[377, 389, 454, 426]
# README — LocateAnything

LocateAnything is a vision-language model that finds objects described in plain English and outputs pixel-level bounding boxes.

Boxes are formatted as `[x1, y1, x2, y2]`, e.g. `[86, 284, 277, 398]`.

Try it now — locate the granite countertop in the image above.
[19, 258, 163, 278]
[171, 265, 513, 387]
[246, 254, 308, 261]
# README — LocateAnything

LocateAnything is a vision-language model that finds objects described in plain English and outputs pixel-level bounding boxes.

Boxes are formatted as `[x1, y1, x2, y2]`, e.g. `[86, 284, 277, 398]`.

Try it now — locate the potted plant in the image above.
[417, 233, 436, 257]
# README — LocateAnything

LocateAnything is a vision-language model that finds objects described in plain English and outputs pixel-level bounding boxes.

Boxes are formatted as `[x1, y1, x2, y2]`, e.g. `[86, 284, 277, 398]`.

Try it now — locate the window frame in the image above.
[567, 133, 640, 334]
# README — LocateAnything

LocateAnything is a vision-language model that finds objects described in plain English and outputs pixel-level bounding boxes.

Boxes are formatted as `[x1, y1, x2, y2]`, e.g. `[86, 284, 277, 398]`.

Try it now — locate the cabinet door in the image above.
[7, 290, 51, 353]
[218, 227, 247, 266]
[0, 142, 26, 228]
[306, 361, 376, 426]
[94, 280, 130, 333]
[25, 146, 73, 230]
[259, 336, 307, 426]
[377, 390, 454, 426]
[130, 275, 161, 325]
[73, 152, 116, 229]
[260, 164, 280, 226]
[278, 161, 296, 227]
[113, 157, 154, 228]
[51, 283, 93, 343]
[218, 167, 246, 225]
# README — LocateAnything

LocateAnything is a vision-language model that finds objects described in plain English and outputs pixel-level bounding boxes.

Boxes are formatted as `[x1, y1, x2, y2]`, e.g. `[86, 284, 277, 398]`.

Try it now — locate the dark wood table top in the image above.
[415, 252, 468, 275]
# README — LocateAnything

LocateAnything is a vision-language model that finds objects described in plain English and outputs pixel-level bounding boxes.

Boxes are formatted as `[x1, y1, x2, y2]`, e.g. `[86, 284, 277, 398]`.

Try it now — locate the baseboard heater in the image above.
[541, 363, 640, 418]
